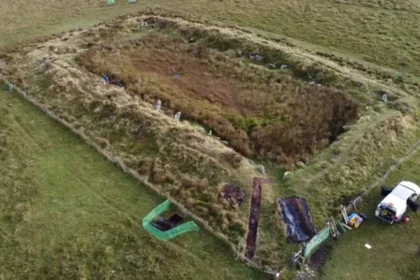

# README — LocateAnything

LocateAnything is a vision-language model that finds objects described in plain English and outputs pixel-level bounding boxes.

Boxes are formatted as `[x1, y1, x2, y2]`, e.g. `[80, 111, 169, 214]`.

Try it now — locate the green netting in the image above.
[107, 0, 115, 5]
[142, 199, 199, 241]
[303, 226, 330, 258]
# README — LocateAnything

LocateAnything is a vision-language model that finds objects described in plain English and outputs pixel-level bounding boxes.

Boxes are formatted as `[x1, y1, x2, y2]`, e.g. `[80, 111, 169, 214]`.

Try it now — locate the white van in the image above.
[375, 181, 420, 224]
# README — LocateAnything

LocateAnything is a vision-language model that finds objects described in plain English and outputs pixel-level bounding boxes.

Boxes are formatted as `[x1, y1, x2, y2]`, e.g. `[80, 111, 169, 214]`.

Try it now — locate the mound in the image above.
[1, 14, 371, 271]
[77, 29, 359, 167]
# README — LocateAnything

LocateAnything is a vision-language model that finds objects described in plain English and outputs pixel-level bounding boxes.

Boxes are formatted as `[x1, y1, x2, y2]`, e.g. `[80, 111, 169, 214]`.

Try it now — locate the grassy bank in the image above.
[0, 88, 264, 279]
[2, 0, 420, 80]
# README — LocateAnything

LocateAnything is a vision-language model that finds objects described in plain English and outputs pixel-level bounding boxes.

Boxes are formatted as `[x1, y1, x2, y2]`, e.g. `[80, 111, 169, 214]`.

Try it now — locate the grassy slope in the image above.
[321, 148, 420, 280]
[0, 89, 264, 279]
[1, 0, 420, 77]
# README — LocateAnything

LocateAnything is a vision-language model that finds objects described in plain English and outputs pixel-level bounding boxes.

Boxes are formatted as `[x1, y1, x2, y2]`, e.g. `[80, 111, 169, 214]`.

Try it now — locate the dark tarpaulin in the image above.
[277, 196, 317, 243]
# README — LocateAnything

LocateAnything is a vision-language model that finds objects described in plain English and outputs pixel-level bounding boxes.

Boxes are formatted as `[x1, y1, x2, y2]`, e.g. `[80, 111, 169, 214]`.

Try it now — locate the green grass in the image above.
[2, 0, 420, 278]
[2, 0, 420, 79]
[0, 88, 265, 279]
[321, 148, 420, 280]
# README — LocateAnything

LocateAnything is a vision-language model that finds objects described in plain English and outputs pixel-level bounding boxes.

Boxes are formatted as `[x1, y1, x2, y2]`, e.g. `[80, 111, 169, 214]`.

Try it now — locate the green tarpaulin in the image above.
[142, 199, 199, 241]
[303, 226, 330, 258]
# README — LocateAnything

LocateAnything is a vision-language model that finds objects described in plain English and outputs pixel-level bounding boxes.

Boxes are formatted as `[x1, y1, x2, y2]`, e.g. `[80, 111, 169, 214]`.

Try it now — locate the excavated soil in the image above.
[245, 177, 274, 259]
[310, 245, 333, 270]
[220, 184, 247, 206]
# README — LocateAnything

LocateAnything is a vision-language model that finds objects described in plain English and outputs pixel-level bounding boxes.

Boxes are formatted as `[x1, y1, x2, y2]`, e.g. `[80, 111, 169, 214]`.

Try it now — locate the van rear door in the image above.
[377, 204, 397, 223]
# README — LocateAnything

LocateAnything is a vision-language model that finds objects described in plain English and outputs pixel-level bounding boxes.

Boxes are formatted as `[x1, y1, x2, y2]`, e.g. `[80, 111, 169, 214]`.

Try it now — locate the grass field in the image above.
[3, 11, 420, 276]
[321, 148, 420, 280]
[2, 0, 420, 279]
[2, 0, 420, 80]
[0, 88, 264, 279]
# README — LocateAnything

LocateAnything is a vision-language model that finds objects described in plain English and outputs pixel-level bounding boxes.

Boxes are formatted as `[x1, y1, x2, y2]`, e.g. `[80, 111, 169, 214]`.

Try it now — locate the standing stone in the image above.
[297, 161, 305, 168]
[381, 93, 388, 103]
[257, 164, 265, 174]
[7, 82, 13, 93]
[174, 111, 181, 121]
[283, 171, 292, 179]
[155, 99, 161, 111]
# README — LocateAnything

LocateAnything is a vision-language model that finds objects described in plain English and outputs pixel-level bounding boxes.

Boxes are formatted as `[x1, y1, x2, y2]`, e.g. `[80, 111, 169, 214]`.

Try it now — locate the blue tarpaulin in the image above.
[277, 196, 317, 243]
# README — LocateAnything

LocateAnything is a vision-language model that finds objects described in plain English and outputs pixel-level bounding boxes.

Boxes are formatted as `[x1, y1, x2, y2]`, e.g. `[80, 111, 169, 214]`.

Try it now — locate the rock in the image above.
[267, 63, 276, 69]
[249, 160, 255, 165]
[255, 55, 263, 61]
[283, 171, 292, 179]
[208, 130, 212, 136]
[297, 161, 305, 167]
[343, 125, 351, 132]
[331, 155, 340, 163]
[237, 50, 243, 57]
[381, 93, 388, 103]
[174, 111, 181, 121]
[257, 164, 265, 174]
[7, 83, 13, 92]
[280, 64, 288, 69]
[155, 99, 161, 111]
[0, 58, 6, 70]
[221, 140, 229, 146]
